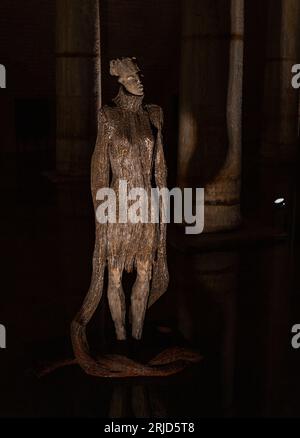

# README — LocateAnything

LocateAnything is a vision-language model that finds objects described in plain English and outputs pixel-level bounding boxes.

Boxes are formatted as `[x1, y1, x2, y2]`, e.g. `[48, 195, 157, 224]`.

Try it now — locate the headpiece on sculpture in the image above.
[109, 57, 140, 78]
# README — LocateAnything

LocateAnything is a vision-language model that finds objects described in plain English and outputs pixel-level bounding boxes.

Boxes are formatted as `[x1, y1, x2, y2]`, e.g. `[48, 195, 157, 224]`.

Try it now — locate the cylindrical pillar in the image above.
[261, 0, 300, 161]
[56, 0, 101, 177]
[177, 0, 244, 232]
[258, 0, 300, 227]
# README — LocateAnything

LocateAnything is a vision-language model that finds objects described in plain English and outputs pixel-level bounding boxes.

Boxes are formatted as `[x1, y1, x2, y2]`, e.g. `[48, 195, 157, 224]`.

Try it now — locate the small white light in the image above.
[274, 197, 285, 204]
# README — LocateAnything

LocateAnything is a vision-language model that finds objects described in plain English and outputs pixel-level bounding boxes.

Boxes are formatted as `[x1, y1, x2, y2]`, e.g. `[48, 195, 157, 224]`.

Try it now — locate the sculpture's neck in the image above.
[113, 86, 144, 112]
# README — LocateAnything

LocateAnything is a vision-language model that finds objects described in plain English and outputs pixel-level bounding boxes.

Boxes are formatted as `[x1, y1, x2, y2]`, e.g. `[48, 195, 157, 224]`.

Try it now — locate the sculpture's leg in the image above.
[131, 259, 151, 340]
[108, 265, 126, 340]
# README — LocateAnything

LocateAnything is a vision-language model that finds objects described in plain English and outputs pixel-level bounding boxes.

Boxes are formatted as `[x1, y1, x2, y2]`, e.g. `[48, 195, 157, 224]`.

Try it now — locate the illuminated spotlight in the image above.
[274, 197, 286, 207]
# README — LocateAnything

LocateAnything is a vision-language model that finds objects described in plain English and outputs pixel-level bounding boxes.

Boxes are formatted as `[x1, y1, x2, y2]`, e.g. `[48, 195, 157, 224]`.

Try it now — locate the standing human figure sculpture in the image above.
[71, 57, 169, 370]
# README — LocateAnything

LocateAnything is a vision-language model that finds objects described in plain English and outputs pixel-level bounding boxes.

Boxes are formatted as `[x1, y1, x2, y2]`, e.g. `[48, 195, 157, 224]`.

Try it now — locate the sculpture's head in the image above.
[110, 57, 144, 96]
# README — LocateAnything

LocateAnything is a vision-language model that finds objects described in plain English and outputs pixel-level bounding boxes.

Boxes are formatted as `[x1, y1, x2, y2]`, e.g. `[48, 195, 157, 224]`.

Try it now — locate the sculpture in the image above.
[70, 57, 177, 374]
[93, 56, 169, 340]
[38, 58, 201, 378]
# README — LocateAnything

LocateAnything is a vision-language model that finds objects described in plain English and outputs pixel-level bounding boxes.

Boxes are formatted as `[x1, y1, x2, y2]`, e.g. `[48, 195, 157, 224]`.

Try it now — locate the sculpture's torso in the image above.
[103, 89, 159, 272]
[108, 107, 155, 191]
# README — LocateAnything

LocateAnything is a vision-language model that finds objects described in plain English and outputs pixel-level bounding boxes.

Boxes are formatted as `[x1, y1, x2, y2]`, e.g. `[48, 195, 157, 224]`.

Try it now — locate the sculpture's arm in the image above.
[147, 106, 169, 308]
[154, 107, 168, 255]
[88, 107, 111, 305]
[91, 107, 111, 209]
[89, 106, 111, 284]
[70, 108, 111, 369]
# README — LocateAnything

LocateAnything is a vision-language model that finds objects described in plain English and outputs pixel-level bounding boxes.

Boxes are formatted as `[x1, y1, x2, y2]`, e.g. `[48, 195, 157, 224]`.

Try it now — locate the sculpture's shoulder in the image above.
[98, 105, 120, 139]
[145, 103, 163, 115]
[144, 104, 164, 129]
[98, 104, 118, 123]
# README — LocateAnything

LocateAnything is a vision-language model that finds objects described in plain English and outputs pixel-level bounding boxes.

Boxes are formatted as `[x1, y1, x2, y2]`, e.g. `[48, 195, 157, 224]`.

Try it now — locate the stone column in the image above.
[258, 0, 300, 226]
[56, 0, 101, 177]
[261, 0, 300, 162]
[177, 0, 244, 232]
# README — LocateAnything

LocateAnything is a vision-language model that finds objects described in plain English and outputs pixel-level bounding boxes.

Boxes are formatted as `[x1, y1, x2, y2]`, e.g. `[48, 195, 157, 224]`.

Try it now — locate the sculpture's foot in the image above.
[115, 326, 127, 341]
[131, 324, 143, 340]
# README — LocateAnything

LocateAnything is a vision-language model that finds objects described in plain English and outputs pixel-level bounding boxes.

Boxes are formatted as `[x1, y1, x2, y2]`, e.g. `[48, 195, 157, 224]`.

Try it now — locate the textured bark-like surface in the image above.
[56, 0, 101, 176]
[177, 0, 244, 232]
[87, 86, 169, 315]
[38, 346, 202, 378]
[68, 85, 201, 377]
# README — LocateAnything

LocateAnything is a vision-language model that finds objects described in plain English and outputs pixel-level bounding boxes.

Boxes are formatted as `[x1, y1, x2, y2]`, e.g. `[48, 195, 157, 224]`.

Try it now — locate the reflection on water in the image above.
[175, 250, 239, 414]
[108, 383, 167, 418]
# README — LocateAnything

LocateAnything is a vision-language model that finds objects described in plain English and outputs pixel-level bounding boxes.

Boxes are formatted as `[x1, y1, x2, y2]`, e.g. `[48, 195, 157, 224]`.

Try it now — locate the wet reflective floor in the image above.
[1, 173, 300, 417]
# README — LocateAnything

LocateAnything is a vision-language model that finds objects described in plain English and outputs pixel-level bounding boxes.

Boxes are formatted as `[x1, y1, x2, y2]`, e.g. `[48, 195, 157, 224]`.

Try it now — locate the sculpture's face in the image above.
[119, 72, 144, 96]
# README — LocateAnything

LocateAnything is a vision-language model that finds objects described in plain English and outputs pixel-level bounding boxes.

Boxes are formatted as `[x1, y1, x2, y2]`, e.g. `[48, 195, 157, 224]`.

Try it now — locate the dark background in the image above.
[0, 0, 300, 417]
